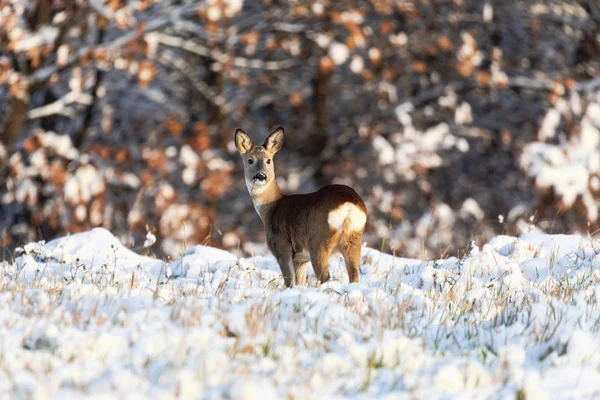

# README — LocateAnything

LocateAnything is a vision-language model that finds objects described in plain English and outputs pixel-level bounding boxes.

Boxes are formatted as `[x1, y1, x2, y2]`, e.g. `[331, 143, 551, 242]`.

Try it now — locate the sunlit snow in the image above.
[1, 228, 600, 398]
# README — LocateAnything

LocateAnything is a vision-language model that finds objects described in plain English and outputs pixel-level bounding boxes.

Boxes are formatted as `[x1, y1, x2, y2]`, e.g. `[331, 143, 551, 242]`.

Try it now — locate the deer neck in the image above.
[248, 179, 283, 226]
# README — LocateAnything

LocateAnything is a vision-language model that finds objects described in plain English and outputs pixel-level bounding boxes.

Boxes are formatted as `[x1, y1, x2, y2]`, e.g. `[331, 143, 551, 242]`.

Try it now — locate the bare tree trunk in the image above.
[312, 64, 330, 151]
[310, 56, 332, 186]
[213, 65, 225, 145]
[1, 0, 54, 169]
[308, 5, 333, 186]
[0, 96, 29, 169]
[74, 27, 106, 148]
[215, 36, 227, 149]
[31, 0, 53, 28]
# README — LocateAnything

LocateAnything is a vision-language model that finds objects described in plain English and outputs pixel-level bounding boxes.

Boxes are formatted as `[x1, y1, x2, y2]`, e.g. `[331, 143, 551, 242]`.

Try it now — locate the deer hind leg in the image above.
[340, 231, 363, 283]
[309, 239, 336, 284]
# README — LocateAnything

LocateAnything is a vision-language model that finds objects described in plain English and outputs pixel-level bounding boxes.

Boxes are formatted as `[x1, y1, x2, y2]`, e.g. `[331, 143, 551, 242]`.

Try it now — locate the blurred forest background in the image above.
[1, 0, 600, 259]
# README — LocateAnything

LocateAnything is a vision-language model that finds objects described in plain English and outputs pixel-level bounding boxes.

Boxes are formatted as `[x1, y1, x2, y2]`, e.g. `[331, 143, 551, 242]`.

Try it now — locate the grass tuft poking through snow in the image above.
[1, 228, 600, 398]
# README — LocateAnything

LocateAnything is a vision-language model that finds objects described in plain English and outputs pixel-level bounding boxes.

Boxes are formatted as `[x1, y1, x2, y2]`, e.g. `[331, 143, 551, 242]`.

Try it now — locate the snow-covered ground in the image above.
[2, 228, 600, 399]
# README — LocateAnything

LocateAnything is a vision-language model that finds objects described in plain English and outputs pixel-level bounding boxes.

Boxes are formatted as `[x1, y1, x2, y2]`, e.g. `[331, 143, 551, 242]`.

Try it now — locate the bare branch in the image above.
[89, 0, 115, 20]
[29, 6, 198, 88]
[507, 76, 556, 91]
[27, 91, 92, 120]
[412, 74, 600, 107]
[271, 22, 308, 33]
[171, 20, 226, 41]
[413, 81, 475, 107]
[575, 77, 600, 92]
[157, 50, 232, 113]
[151, 33, 299, 71]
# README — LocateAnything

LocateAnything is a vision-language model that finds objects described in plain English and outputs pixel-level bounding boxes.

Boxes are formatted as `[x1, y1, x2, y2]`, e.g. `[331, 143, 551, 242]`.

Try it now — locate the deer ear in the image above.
[264, 127, 284, 153]
[235, 129, 253, 154]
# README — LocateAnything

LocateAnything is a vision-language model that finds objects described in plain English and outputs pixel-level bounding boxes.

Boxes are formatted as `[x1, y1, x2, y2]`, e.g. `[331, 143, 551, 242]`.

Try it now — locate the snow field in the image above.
[1, 228, 600, 399]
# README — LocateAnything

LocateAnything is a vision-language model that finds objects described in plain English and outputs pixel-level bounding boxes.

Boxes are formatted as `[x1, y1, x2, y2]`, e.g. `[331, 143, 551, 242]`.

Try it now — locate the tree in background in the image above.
[1, 0, 599, 258]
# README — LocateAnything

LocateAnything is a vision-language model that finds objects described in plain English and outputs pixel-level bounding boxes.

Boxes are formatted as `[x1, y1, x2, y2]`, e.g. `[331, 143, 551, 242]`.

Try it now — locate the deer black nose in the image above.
[254, 173, 267, 181]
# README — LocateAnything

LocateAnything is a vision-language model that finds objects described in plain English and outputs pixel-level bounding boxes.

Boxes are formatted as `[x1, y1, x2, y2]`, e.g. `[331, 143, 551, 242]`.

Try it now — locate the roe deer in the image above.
[235, 127, 367, 287]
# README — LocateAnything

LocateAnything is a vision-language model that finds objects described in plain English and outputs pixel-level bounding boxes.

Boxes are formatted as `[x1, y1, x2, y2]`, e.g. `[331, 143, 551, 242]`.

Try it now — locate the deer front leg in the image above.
[274, 250, 295, 288]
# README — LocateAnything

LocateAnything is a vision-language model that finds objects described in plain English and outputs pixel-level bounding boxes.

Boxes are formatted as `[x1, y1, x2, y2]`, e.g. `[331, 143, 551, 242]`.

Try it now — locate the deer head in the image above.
[235, 127, 283, 195]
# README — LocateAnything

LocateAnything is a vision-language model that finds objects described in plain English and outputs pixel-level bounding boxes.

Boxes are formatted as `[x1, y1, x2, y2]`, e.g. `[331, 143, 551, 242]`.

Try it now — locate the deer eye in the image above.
[248, 159, 254, 164]
[266, 159, 271, 164]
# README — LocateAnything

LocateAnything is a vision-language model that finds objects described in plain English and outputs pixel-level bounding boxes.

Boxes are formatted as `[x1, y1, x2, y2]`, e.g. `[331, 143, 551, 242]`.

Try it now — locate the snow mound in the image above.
[168, 244, 238, 277]
[43, 227, 145, 264]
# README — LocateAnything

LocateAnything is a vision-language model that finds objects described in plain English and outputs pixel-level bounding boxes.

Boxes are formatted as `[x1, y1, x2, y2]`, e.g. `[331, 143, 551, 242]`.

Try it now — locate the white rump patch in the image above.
[328, 203, 367, 232]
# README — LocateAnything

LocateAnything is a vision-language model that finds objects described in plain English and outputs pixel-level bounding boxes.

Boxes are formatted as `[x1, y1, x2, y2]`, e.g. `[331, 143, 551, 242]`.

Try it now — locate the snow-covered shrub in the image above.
[521, 100, 600, 223]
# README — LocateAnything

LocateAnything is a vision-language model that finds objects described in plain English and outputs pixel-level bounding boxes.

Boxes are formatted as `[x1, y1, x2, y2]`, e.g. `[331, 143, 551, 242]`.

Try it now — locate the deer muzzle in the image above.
[253, 173, 267, 182]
